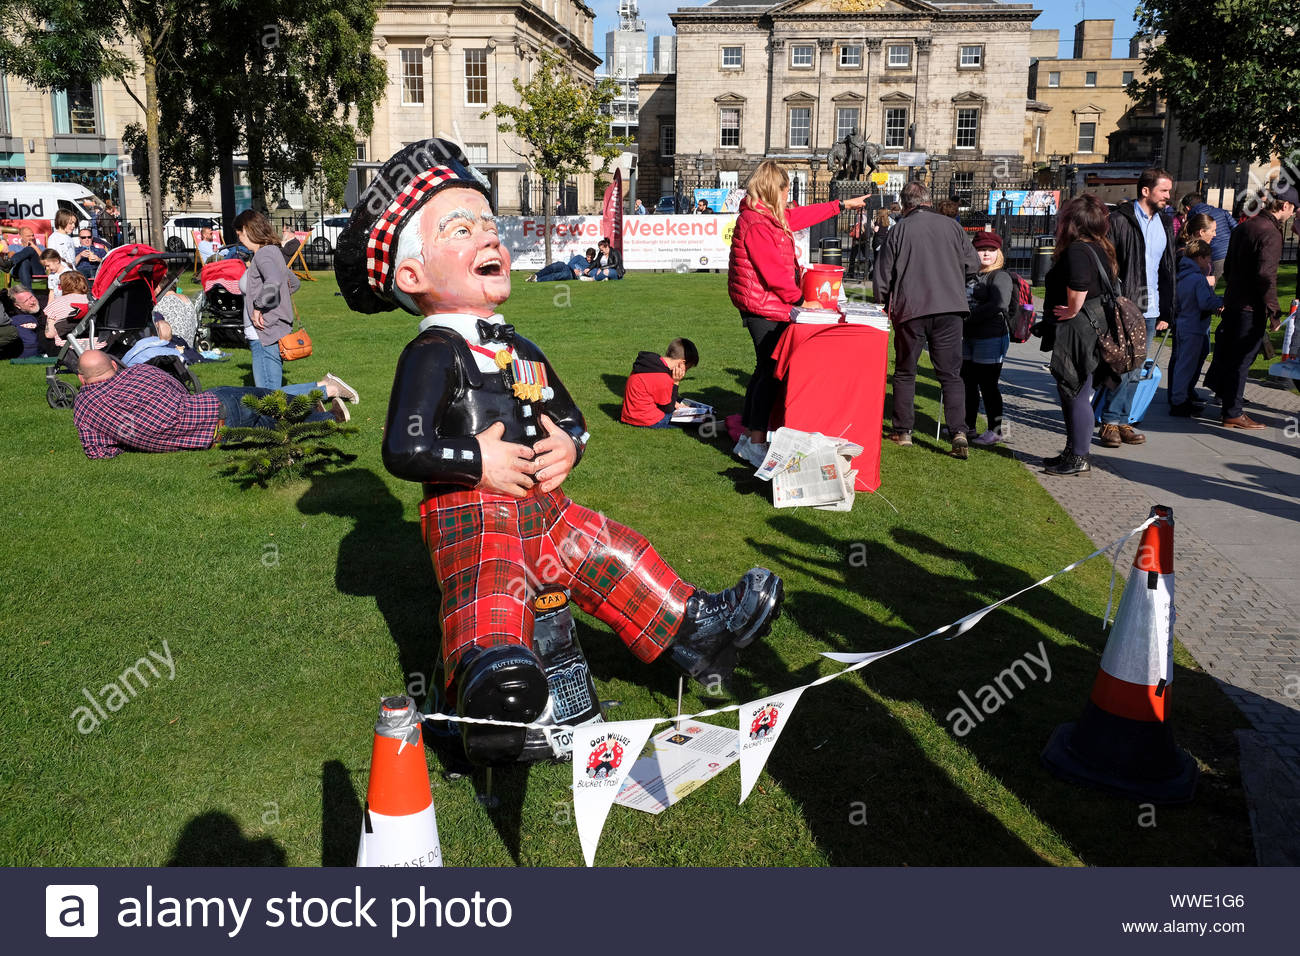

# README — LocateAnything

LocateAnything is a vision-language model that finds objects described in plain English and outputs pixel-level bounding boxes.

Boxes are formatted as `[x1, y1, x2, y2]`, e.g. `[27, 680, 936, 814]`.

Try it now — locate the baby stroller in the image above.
[194, 257, 247, 349]
[45, 245, 200, 409]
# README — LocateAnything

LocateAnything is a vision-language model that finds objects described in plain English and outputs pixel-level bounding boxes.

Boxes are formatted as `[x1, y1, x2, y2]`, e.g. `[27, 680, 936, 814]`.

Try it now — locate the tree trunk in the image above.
[542, 178, 552, 264]
[139, 26, 164, 251]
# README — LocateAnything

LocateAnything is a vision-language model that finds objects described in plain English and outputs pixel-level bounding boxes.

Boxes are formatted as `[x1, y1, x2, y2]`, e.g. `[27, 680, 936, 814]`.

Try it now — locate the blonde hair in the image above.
[745, 160, 791, 232]
[979, 248, 1005, 274]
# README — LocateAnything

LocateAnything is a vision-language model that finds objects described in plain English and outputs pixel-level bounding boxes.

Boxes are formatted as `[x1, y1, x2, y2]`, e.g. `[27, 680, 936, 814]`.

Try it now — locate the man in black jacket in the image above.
[874, 180, 981, 458]
[335, 140, 783, 766]
[1204, 182, 1297, 428]
[1099, 167, 1176, 448]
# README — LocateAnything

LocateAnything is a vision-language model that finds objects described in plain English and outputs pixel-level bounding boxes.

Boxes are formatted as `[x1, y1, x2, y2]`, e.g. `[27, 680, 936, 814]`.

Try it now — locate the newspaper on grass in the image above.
[754, 427, 863, 510]
[614, 722, 741, 814]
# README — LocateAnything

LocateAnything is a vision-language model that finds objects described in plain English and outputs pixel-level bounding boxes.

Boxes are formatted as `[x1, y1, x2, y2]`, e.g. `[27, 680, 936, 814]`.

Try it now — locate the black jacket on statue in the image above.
[1108, 201, 1176, 322]
[382, 325, 588, 488]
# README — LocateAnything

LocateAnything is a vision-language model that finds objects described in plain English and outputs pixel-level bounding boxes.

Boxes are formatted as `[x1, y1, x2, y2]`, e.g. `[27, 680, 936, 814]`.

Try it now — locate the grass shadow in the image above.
[166, 811, 286, 866]
[321, 759, 362, 867]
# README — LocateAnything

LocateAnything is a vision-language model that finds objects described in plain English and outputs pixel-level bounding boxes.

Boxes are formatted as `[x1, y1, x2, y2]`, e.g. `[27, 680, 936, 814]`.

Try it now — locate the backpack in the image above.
[1006, 271, 1035, 343]
[1082, 244, 1147, 376]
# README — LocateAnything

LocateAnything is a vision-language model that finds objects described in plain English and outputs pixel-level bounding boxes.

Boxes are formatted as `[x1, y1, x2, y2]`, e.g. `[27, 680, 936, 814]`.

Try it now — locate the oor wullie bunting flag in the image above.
[738, 688, 807, 803]
[571, 719, 658, 866]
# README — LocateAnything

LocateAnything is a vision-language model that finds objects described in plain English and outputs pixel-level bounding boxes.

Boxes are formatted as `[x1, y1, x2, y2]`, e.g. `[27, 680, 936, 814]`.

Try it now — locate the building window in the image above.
[836, 107, 860, 141]
[355, 142, 367, 162]
[720, 107, 741, 148]
[53, 84, 98, 135]
[788, 107, 811, 148]
[791, 45, 814, 68]
[1033, 125, 1043, 155]
[660, 124, 675, 157]
[400, 49, 424, 106]
[955, 108, 979, 150]
[1077, 122, 1096, 153]
[465, 50, 488, 106]
[952, 172, 974, 206]
[884, 107, 908, 148]
[1085, 71, 1097, 87]
[1122, 70, 1134, 86]
[959, 45, 983, 69]
[839, 45, 861, 69]
[721, 46, 743, 69]
[463, 143, 488, 165]
[0, 75, 8, 135]
[1048, 71, 1060, 87]
[887, 44, 911, 69]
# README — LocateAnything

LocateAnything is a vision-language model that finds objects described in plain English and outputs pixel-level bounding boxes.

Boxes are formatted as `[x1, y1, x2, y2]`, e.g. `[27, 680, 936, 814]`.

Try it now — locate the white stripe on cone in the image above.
[356, 803, 442, 867]
[1100, 567, 1174, 688]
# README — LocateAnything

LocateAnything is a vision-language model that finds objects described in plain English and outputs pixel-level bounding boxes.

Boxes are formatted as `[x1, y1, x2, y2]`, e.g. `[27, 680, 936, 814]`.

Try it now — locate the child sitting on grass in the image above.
[620, 337, 699, 427]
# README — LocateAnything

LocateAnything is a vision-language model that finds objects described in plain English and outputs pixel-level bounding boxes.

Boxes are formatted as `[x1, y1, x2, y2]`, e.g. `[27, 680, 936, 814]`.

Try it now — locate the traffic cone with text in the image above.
[1042, 506, 1198, 803]
[357, 695, 443, 866]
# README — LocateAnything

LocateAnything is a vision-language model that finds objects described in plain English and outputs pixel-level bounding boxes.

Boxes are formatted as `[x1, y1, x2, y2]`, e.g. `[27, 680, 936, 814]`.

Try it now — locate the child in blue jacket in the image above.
[1169, 239, 1223, 415]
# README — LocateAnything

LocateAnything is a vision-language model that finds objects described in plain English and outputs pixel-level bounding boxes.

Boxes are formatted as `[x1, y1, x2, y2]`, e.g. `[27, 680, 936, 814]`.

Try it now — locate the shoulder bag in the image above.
[1082, 244, 1146, 376]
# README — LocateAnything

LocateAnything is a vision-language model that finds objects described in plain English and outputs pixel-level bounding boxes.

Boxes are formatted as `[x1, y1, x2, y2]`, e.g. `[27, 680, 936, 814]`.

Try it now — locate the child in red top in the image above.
[620, 337, 699, 427]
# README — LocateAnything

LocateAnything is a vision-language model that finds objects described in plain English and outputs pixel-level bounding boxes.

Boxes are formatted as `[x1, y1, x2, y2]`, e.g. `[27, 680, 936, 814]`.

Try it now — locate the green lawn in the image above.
[0, 272, 1252, 866]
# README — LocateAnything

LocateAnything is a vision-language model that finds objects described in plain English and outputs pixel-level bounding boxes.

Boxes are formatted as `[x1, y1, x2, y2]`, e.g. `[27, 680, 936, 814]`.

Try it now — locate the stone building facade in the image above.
[666, 0, 1039, 201]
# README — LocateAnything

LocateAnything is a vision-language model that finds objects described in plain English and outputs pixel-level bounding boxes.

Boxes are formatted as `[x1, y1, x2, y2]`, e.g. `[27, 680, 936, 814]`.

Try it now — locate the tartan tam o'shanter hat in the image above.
[336, 138, 494, 314]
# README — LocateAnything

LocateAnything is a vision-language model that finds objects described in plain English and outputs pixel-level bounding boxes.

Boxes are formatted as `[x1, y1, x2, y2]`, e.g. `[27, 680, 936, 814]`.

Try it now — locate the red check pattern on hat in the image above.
[366, 165, 456, 295]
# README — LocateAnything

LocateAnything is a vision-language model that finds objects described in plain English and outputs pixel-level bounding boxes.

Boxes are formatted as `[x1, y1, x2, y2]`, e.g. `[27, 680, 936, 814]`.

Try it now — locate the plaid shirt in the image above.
[73, 363, 220, 459]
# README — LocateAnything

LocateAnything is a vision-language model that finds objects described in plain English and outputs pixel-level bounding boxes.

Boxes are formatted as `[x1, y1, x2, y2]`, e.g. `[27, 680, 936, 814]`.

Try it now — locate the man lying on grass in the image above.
[335, 139, 785, 767]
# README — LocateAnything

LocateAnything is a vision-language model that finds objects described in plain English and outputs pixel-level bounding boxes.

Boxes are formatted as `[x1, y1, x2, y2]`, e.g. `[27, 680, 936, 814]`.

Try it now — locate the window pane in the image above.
[464, 143, 488, 165]
[789, 107, 811, 147]
[355, 142, 367, 162]
[792, 45, 813, 67]
[720, 108, 740, 148]
[888, 45, 910, 67]
[884, 108, 907, 148]
[58, 83, 97, 135]
[1122, 71, 1134, 85]
[960, 46, 982, 67]
[661, 125, 675, 156]
[956, 108, 978, 149]
[400, 49, 424, 105]
[836, 107, 859, 141]
[839, 45, 861, 68]
[952, 172, 974, 204]
[722, 46, 742, 68]
[1078, 122, 1096, 152]
[1048, 71, 1060, 87]
[1085, 71, 1097, 86]
[465, 50, 488, 106]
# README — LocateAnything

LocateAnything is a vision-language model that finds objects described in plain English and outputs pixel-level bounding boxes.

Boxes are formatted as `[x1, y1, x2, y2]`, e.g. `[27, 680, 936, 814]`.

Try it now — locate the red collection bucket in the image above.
[800, 264, 844, 309]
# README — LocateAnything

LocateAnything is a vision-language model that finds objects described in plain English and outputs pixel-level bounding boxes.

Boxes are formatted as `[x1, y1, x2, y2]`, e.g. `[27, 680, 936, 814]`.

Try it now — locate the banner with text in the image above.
[499, 215, 810, 272]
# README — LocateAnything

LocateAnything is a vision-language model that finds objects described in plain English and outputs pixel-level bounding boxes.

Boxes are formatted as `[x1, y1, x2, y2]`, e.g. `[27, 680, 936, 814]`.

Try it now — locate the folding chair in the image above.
[287, 230, 314, 282]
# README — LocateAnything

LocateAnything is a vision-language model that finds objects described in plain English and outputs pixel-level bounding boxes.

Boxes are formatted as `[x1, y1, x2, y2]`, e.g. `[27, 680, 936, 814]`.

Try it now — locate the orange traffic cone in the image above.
[357, 695, 443, 866]
[1042, 505, 1198, 803]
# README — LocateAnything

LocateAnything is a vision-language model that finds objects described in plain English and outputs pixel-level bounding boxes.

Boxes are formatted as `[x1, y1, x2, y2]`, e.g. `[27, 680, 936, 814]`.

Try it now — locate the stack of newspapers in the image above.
[752, 427, 864, 511]
[789, 301, 889, 330]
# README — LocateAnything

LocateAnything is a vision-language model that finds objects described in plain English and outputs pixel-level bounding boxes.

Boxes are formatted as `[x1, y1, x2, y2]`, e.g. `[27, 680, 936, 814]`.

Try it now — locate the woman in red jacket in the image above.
[728, 160, 868, 450]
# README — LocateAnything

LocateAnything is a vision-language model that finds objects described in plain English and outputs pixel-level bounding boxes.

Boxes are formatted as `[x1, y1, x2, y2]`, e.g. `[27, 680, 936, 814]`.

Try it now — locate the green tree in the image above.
[1134, 0, 1300, 164]
[218, 390, 357, 488]
[0, 1, 181, 249]
[483, 47, 630, 263]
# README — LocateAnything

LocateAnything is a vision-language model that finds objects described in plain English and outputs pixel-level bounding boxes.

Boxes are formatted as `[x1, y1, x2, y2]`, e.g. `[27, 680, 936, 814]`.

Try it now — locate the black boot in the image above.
[453, 644, 549, 766]
[669, 568, 783, 692]
[1042, 446, 1070, 468]
[1043, 453, 1091, 476]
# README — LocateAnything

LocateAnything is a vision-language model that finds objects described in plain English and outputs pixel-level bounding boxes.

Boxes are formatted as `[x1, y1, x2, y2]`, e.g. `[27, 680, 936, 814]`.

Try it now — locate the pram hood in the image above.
[91, 244, 170, 300]
[200, 258, 245, 295]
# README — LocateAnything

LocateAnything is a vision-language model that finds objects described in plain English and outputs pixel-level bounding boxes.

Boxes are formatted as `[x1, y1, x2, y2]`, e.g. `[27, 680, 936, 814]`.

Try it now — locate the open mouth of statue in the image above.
[475, 259, 503, 277]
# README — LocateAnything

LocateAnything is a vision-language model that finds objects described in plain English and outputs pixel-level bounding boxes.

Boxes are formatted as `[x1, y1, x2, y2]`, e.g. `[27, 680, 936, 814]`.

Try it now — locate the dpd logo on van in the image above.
[7, 199, 45, 219]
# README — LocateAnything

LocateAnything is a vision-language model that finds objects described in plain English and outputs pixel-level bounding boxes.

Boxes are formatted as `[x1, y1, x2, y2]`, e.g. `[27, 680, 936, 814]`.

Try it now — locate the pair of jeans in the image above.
[891, 313, 966, 434]
[210, 386, 332, 433]
[740, 312, 786, 433]
[5, 247, 40, 289]
[534, 261, 575, 282]
[1168, 323, 1210, 406]
[591, 268, 621, 280]
[649, 412, 676, 429]
[1100, 315, 1158, 424]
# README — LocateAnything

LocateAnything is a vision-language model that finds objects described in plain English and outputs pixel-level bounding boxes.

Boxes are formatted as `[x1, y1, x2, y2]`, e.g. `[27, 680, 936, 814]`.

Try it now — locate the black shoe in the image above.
[453, 644, 549, 766]
[1169, 402, 1200, 417]
[670, 568, 784, 692]
[1042, 446, 1070, 468]
[1043, 453, 1091, 476]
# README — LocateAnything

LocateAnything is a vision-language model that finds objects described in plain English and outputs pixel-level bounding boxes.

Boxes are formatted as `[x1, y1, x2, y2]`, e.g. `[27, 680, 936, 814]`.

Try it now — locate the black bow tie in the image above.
[476, 319, 515, 345]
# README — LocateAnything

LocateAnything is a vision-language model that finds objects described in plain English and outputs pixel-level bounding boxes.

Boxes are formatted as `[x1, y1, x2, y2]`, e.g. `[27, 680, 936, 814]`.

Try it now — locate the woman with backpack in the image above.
[1038, 195, 1121, 476]
[961, 231, 1014, 445]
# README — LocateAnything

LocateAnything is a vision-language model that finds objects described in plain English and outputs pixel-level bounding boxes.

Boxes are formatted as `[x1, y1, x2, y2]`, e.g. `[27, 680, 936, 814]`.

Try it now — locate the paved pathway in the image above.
[996, 340, 1300, 865]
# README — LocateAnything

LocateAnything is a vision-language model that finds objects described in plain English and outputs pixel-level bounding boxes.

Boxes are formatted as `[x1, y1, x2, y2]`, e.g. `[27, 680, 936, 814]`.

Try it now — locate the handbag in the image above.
[278, 298, 312, 361]
[1083, 245, 1147, 376]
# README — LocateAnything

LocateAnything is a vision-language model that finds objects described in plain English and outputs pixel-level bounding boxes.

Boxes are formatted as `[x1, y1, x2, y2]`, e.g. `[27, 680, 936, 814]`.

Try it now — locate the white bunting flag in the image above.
[571, 719, 658, 867]
[738, 688, 807, 804]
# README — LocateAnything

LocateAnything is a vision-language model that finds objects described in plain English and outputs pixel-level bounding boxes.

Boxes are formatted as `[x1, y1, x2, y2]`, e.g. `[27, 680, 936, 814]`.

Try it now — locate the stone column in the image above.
[429, 36, 452, 140]
[864, 38, 881, 143]
[914, 37, 932, 170]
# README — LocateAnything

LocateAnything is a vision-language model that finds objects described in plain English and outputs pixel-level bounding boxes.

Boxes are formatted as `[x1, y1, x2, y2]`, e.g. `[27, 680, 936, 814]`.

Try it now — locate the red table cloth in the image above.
[770, 322, 888, 493]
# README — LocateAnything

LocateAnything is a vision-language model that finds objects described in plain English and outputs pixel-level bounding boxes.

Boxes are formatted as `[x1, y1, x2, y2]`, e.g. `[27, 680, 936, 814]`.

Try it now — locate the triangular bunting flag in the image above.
[572, 718, 658, 866]
[738, 687, 806, 804]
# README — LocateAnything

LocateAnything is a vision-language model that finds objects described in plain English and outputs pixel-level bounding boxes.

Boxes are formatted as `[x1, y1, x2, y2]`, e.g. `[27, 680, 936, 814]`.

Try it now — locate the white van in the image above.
[0, 182, 100, 233]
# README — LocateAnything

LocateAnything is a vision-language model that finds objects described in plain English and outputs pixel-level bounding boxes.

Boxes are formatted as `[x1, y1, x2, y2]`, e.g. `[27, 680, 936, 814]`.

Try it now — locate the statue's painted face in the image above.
[393, 187, 511, 317]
